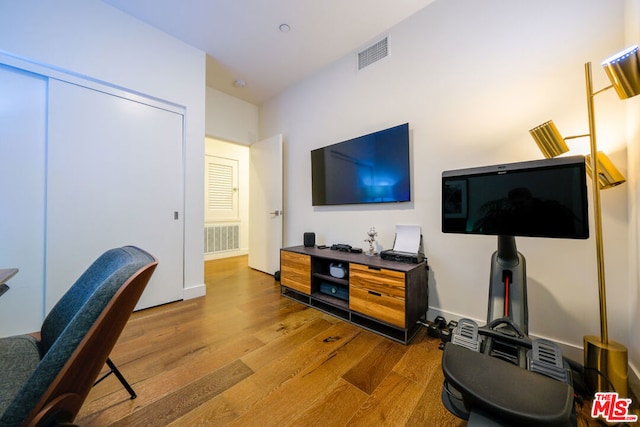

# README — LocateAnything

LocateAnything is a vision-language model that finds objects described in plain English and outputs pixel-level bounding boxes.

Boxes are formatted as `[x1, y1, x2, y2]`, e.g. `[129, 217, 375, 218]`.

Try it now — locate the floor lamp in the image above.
[529, 45, 640, 397]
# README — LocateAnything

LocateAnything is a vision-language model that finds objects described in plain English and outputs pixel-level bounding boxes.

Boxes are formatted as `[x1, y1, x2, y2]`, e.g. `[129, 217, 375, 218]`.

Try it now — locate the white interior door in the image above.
[0, 65, 47, 336]
[46, 79, 184, 311]
[249, 134, 283, 275]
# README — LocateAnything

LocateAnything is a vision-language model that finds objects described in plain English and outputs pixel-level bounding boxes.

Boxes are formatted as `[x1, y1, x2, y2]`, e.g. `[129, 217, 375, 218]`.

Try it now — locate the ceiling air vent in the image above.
[357, 36, 388, 70]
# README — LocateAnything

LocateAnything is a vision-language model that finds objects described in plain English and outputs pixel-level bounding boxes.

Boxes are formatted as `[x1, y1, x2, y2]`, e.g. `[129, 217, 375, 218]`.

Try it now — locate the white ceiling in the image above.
[101, 0, 436, 105]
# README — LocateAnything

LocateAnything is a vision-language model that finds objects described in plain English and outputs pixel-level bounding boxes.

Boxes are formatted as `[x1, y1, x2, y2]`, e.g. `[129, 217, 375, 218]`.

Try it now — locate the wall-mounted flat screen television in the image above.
[442, 156, 589, 239]
[311, 123, 411, 206]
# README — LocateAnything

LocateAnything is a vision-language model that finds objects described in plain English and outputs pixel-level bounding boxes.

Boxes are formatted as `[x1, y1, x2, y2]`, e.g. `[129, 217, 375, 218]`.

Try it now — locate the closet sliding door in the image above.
[46, 79, 184, 311]
[0, 65, 47, 336]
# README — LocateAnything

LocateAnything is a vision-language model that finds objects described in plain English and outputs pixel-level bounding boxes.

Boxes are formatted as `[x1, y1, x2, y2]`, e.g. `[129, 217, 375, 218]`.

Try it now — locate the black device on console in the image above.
[380, 249, 425, 264]
[330, 243, 351, 251]
[330, 244, 363, 253]
[380, 227, 426, 264]
[303, 232, 316, 247]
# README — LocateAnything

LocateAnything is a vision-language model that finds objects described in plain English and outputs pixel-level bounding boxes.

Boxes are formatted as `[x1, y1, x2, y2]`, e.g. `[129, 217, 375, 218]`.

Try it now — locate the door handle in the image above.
[270, 210, 283, 216]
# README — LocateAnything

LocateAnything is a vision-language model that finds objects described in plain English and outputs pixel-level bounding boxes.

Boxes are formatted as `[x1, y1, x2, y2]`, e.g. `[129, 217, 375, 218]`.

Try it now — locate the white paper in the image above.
[393, 224, 422, 253]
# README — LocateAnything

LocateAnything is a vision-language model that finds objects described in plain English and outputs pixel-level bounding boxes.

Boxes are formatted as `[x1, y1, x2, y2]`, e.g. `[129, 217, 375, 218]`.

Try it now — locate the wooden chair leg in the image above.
[93, 358, 137, 399]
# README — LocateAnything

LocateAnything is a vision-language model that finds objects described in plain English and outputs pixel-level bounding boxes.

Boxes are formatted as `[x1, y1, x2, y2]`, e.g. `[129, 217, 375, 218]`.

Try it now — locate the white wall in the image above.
[624, 0, 640, 394]
[0, 0, 206, 298]
[261, 0, 633, 366]
[206, 87, 259, 145]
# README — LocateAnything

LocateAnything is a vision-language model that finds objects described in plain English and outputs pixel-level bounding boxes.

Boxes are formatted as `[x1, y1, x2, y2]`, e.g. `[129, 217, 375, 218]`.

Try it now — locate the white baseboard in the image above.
[204, 249, 248, 261]
[183, 283, 206, 300]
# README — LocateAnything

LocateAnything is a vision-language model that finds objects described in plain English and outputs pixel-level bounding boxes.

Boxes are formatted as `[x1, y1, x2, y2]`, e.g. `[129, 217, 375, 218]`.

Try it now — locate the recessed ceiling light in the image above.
[279, 23, 291, 33]
[233, 79, 246, 88]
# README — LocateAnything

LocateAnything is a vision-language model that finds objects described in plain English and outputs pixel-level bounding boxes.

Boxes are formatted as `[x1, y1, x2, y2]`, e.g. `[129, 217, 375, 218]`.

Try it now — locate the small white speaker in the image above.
[329, 263, 346, 279]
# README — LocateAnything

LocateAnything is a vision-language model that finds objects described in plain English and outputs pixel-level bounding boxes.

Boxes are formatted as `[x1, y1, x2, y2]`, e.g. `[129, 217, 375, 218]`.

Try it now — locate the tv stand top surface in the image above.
[282, 245, 427, 273]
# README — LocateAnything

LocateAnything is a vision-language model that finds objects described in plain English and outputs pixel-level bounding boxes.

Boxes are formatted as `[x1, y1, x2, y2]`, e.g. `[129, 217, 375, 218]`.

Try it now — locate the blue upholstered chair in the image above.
[0, 246, 158, 427]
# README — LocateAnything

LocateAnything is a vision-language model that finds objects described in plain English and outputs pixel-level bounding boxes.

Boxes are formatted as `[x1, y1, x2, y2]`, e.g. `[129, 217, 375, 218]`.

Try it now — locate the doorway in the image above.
[204, 135, 283, 276]
[205, 137, 250, 260]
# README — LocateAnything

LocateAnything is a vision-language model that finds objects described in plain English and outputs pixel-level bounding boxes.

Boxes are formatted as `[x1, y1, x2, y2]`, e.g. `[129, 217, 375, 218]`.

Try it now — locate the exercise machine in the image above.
[440, 236, 576, 427]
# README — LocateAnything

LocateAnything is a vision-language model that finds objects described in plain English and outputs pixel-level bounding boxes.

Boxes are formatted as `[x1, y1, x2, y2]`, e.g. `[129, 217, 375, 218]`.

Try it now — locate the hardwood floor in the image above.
[76, 255, 459, 426]
[76, 256, 606, 426]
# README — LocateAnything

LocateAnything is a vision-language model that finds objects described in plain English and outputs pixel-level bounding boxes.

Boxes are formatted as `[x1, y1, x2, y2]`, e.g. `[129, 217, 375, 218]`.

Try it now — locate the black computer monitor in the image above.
[442, 156, 589, 240]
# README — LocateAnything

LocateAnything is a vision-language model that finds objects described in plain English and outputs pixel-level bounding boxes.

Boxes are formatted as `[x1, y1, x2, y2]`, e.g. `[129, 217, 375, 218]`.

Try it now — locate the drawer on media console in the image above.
[349, 286, 406, 328]
[280, 251, 311, 295]
[349, 263, 406, 328]
[349, 263, 405, 297]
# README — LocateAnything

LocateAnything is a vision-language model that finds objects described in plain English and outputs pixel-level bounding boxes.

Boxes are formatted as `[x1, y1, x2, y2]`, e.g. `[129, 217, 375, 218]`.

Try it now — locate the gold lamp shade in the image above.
[585, 151, 626, 189]
[528, 120, 569, 158]
[601, 45, 640, 99]
[528, 121, 626, 189]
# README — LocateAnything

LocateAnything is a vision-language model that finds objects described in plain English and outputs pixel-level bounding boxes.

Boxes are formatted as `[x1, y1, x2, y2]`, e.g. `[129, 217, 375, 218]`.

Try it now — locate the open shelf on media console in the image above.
[311, 291, 349, 310]
[313, 272, 348, 287]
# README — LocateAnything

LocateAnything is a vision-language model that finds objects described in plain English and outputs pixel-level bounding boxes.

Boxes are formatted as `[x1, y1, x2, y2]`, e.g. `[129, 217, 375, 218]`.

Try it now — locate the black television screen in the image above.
[442, 156, 589, 239]
[311, 123, 411, 206]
